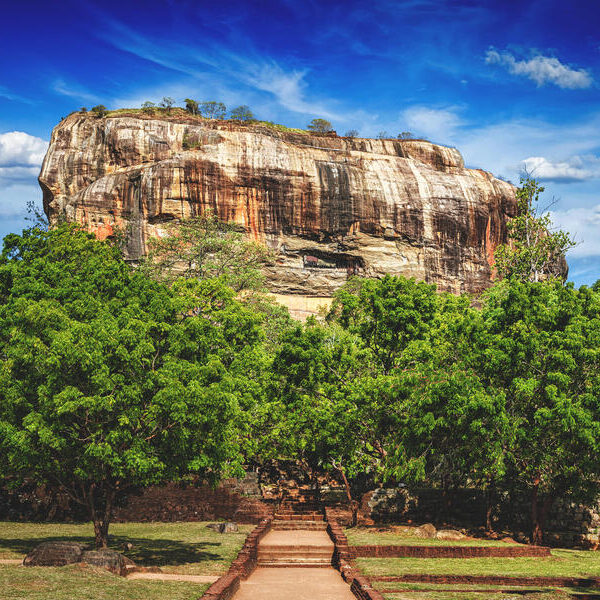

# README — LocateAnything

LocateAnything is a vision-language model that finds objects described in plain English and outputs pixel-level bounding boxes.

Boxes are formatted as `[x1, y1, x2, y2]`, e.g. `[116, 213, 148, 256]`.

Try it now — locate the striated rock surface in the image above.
[40, 113, 517, 308]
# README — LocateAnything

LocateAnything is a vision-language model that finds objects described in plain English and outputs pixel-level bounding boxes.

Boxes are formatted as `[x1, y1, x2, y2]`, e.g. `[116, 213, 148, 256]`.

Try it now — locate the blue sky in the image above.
[1, 0, 599, 285]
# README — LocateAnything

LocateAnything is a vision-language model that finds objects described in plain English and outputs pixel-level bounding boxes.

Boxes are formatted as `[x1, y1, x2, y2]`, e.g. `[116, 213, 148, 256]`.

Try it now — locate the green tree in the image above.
[475, 279, 600, 543]
[495, 177, 576, 282]
[200, 101, 227, 119]
[229, 105, 254, 121]
[91, 105, 107, 118]
[398, 131, 413, 139]
[328, 275, 441, 374]
[0, 225, 260, 548]
[141, 101, 156, 114]
[272, 321, 385, 524]
[184, 98, 199, 115]
[142, 212, 272, 292]
[307, 118, 333, 133]
[159, 96, 175, 113]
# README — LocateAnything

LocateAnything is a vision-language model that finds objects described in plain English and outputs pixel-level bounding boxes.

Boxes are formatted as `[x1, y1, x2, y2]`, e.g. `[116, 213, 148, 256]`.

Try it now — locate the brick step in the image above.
[258, 548, 333, 557]
[257, 559, 332, 568]
[272, 521, 328, 531]
[274, 513, 324, 520]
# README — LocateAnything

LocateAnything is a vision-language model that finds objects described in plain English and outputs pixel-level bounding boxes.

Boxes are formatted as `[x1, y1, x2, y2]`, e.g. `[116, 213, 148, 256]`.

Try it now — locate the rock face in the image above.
[40, 113, 517, 310]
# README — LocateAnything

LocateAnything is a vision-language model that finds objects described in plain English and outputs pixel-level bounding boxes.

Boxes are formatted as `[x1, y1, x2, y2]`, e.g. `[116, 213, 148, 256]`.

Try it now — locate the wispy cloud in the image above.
[485, 49, 593, 89]
[52, 79, 101, 104]
[101, 19, 339, 119]
[400, 106, 463, 142]
[551, 205, 600, 258]
[0, 86, 35, 105]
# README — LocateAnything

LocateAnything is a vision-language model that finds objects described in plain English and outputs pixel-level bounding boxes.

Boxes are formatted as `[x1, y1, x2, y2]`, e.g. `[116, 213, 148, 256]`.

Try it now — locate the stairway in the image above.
[258, 487, 333, 567]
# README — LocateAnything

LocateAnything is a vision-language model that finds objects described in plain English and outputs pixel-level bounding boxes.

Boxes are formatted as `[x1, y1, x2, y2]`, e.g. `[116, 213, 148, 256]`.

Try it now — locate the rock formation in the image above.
[39, 112, 517, 314]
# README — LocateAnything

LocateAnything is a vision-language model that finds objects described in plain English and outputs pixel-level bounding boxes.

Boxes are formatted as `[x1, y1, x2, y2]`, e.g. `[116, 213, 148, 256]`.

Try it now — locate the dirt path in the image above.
[233, 567, 356, 600]
[232, 528, 355, 599]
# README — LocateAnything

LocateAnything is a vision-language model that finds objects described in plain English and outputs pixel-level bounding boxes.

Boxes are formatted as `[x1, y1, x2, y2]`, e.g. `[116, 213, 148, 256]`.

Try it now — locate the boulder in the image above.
[23, 541, 88, 567]
[435, 529, 465, 541]
[23, 541, 135, 575]
[80, 549, 133, 576]
[414, 523, 437, 538]
[206, 522, 239, 533]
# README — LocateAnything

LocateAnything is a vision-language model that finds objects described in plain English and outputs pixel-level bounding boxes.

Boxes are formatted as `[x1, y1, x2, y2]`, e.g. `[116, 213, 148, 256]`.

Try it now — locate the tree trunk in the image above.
[337, 465, 358, 527]
[530, 479, 548, 546]
[485, 478, 495, 533]
[93, 519, 110, 549]
[88, 484, 114, 549]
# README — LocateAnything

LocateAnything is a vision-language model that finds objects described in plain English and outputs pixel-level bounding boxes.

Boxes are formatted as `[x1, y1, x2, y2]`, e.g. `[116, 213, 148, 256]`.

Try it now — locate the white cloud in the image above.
[485, 49, 592, 89]
[0, 133, 48, 219]
[521, 155, 600, 182]
[0, 183, 42, 218]
[0, 132, 48, 169]
[551, 205, 600, 258]
[400, 106, 463, 142]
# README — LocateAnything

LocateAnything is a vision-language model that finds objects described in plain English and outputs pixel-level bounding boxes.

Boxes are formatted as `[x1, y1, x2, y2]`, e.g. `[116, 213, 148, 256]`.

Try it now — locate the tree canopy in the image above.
[0, 225, 263, 547]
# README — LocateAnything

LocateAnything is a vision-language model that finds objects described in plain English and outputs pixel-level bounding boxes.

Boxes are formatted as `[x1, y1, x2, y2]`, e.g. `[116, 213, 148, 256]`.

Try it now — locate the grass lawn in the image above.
[380, 591, 576, 600]
[0, 521, 253, 575]
[345, 527, 515, 547]
[0, 564, 208, 600]
[358, 549, 600, 578]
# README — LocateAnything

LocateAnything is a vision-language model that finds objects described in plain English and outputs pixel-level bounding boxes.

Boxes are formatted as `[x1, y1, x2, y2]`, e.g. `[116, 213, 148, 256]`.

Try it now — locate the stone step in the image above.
[272, 520, 327, 530]
[274, 513, 324, 521]
[257, 559, 332, 568]
[258, 548, 333, 558]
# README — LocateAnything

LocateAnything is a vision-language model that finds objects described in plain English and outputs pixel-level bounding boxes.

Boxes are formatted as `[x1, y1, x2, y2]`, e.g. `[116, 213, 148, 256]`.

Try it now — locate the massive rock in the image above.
[40, 112, 517, 313]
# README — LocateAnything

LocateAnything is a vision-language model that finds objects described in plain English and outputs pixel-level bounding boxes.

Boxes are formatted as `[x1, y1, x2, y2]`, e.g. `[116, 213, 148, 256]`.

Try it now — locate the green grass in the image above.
[345, 527, 514, 547]
[381, 592, 575, 600]
[358, 549, 600, 578]
[0, 521, 252, 575]
[0, 564, 208, 600]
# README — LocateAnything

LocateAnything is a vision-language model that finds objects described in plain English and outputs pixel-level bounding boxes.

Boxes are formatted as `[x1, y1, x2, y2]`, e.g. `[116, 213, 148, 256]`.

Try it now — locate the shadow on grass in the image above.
[0, 535, 223, 567]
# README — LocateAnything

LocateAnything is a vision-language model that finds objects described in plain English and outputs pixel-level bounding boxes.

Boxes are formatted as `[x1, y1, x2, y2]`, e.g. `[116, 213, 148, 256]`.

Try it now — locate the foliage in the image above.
[90, 105, 107, 118]
[142, 212, 272, 292]
[159, 96, 175, 112]
[200, 101, 227, 120]
[0, 225, 262, 547]
[495, 177, 576, 282]
[398, 131, 413, 139]
[229, 105, 254, 121]
[182, 133, 201, 150]
[141, 101, 156, 114]
[475, 279, 600, 542]
[184, 98, 199, 115]
[344, 129, 359, 138]
[307, 118, 333, 133]
[80, 107, 87, 113]
[377, 131, 389, 139]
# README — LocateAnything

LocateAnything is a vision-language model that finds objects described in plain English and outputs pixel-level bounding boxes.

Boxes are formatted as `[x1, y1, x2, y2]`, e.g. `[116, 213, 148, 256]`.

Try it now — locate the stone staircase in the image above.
[258, 488, 333, 567]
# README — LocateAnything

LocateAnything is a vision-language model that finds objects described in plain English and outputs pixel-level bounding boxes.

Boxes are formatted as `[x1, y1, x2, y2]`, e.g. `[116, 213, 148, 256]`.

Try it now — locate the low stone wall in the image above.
[325, 508, 384, 600]
[113, 482, 273, 524]
[349, 545, 551, 558]
[201, 517, 272, 600]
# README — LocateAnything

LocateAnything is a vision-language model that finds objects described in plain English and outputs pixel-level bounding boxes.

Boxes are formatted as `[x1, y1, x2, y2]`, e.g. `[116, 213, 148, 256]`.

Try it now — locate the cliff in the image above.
[39, 112, 517, 312]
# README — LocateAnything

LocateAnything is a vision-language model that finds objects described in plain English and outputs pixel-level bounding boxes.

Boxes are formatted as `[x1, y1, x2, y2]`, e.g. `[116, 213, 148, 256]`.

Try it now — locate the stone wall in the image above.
[356, 486, 600, 548]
